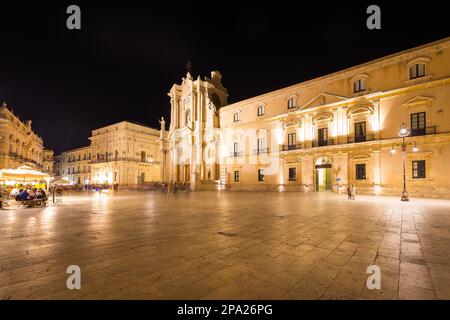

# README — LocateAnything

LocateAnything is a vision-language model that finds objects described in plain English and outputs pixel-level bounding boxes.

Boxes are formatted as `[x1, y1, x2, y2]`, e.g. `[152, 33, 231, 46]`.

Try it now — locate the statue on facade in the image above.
[159, 117, 166, 131]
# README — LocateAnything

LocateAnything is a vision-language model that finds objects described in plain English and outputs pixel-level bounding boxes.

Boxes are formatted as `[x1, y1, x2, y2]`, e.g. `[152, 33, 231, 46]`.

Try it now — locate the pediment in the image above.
[301, 93, 348, 110]
[284, 120, 301, 128]
[313, 111, 334, 123]
[403, 96, 434, 107]
[351, 154, 370, 160]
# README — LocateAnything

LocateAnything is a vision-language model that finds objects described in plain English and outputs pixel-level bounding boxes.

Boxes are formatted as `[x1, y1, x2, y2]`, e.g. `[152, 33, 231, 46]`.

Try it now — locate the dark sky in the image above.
[1, 1, 449, 154]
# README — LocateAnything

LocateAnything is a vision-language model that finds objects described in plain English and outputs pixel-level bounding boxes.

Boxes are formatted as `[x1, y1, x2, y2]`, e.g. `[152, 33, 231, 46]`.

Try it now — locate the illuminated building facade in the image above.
[0, 102, 48, 172]
[61, 121, 161, 186]
[61, 146, 92, 185]
[161, 71, 227, 190]
[162, 37, 450, 197]
[43, 149, 54, 174]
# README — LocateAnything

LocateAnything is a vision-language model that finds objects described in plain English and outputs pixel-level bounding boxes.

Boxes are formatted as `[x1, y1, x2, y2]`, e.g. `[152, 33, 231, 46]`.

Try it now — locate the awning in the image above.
[0, 165, 50, 181]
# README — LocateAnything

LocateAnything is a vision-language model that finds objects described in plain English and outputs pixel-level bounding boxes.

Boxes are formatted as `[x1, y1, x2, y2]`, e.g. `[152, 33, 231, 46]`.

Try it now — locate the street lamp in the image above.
[398, 122, 410, 201]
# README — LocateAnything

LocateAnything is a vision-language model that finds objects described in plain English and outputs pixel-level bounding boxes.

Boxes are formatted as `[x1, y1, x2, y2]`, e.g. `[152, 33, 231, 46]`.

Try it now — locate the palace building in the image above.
[160, 37, 450, 198]
[61, 146, 92, 185]
[61, 121, 161, 187]
[0, 102, 52, 173]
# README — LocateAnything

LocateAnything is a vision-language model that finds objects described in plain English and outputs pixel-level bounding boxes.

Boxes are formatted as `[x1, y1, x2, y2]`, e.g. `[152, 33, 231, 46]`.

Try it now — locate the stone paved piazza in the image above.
[1, 190, 450, 300]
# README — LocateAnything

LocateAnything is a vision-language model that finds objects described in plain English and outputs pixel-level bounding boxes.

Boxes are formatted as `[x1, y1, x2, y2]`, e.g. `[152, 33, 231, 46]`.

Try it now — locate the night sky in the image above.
[1, 1, 449, 154]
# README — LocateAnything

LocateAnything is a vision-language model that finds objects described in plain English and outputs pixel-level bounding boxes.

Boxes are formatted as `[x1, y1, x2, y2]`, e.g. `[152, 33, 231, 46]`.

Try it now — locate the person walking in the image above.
[347, 185, 352, 200]
[167, 181, 173, 199]
[351, 184, 356, 200]
[173, 183, 178, 199]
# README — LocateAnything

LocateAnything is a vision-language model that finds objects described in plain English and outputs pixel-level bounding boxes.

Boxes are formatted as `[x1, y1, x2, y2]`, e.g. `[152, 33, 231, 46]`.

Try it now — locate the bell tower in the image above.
[164, 70, 228, 190]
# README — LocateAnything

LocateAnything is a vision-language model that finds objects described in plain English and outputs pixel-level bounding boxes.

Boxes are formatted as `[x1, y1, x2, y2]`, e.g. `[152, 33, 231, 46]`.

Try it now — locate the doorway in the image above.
[315, 157, 332, 191]
[184, 164, 190, 182]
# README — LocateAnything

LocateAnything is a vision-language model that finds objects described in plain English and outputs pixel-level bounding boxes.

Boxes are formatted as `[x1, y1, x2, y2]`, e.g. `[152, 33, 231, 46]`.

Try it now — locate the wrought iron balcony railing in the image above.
[253, 148, 270, 155]
[90, 157, 159, 164]
[229, 151, 243, 157]
[281, 143, 304, 151]
[347, 134, 375, 144]
[312, 139, 335, 148]
[410, 126, 436, 137]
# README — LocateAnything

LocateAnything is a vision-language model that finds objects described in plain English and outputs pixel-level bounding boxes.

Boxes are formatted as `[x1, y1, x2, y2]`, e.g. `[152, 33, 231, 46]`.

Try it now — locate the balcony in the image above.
[253, 148, 270, 155]
[410, 126, 436, 137]
[90, 157, 159, 164]
[7, 152, 42, 166]
[281, 143, 304, 151]
[312, 139, 335, 148]
[347, 134, 375, 144]
[229, 151, 243, 157]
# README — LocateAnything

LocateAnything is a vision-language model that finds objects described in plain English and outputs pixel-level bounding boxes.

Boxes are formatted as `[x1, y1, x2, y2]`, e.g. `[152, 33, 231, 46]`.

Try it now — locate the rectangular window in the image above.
[234, 171, 240, 182]
[318, 128, 328, 146]
[355, 164, 366, 180]
[258, 169, 265, 181]
[257, 105, 265, 116]
[287, 98, 296, 109]
[233, 112, 240, 122]
[233, 142, 240, 156]
[353, 79, 365, 93]
[412, 160, 426, 179]
[257, 138, 265, 154]
[411, 112, 426, 136]
[410, 64, 426, 79]
[288, 168, 297, 181]
[354, 122, 366, 142]
[288, 133, 296, 146]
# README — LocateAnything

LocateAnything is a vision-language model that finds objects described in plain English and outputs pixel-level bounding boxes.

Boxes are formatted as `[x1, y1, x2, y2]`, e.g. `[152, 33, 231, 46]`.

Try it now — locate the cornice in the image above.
[220, 37, 450, 112]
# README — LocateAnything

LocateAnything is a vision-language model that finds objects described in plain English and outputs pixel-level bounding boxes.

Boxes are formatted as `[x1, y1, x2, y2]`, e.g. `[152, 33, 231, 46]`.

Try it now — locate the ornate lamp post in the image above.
[398, 122, 410, 201]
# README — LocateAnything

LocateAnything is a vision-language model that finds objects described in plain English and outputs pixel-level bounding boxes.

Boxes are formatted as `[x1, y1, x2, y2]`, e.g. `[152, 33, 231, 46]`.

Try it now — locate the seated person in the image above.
[10, 187, 20, 198]
[27, 188, 36, 199]
[17, 189, 28, 201]
[36, 189, 47, 200]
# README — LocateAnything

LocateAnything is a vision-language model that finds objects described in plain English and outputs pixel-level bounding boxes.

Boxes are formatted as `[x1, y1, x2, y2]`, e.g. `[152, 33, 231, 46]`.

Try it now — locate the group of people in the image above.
[161, 181, 190, 199]
[347, 184, 357, 200]
[10, 187, 48, 202]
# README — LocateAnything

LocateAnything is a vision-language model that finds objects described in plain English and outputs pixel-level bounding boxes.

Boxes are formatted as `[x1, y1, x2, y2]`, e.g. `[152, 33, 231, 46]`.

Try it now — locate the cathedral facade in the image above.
[161, 37, 450, 197]
[160, 71, 228, 190]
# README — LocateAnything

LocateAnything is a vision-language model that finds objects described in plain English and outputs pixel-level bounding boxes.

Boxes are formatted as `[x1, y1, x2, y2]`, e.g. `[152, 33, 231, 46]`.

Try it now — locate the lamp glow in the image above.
[399, 122, 410, 137]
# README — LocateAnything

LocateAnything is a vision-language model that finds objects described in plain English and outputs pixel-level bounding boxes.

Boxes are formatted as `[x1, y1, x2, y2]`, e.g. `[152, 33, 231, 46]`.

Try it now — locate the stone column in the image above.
[372, 101, 381, 140]
[333, 153, 348, 193]
[301, 155, 314, 191]
[372, 149, 381, 185]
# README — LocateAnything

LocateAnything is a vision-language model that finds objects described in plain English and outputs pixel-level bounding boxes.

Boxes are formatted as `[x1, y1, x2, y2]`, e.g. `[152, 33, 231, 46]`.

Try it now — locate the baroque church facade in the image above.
[160, 71, 228, 189]
[160, 37, 450, 198]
